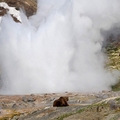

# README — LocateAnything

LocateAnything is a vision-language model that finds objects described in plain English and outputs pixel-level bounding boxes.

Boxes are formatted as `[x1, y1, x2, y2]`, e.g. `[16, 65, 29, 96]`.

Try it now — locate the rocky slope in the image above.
[0, 0, 37, 17]
[0, 91, 120, 120]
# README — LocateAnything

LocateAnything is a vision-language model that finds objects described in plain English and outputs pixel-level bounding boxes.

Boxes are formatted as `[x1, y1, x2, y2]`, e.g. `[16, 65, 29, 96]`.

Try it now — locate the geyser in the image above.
[0, 0, 120, 94]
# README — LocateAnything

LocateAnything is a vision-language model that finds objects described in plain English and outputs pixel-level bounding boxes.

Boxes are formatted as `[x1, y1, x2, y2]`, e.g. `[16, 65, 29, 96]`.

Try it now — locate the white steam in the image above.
[0, 0, 120, 94]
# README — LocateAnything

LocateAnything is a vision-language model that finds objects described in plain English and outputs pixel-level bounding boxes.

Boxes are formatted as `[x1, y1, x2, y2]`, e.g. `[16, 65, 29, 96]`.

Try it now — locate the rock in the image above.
[102, 94, 109, 99]
[77, 100, 81, 103]
[12, 103, 17, 108]
[0, 7, 8, 16]
[22, 96, 36, 102]
[49, 98, 55, 102]
[95, 94, 103, 98]
[0, 0, 37, 17]
[44, 107, 50, 109]
[12, 116, 19, 120]
[108, 100, 117, 110]
[0, 3, 21, 22]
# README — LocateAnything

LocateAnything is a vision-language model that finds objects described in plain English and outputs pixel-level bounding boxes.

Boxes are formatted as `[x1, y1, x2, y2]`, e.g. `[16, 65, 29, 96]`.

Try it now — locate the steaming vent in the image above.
[0, 0, 120, 94]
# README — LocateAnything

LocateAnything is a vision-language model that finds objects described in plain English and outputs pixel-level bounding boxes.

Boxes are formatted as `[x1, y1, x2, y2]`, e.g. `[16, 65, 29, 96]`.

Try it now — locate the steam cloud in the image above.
[0, 0, 120, 94]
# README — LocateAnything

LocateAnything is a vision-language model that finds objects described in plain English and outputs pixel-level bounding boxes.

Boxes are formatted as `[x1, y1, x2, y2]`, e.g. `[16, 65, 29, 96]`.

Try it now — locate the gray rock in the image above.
[12, 116, 19, 120]
[22, 96, 28, 102]
[102, 94, 109, 99]
[77, 100, 81, 103]
[12, 103, 18, 108]
[22, 96, 36, 102]
[95, 94, 102, 98]
[49, 98, 55, 102]
[108, 100, 117, 110]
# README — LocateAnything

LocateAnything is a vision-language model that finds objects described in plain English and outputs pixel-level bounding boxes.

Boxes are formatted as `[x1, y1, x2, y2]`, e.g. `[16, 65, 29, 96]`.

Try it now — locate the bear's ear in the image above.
[59, 97, 63, 99]
[62, 97, 69, 101]
[59, 96, 68, 100]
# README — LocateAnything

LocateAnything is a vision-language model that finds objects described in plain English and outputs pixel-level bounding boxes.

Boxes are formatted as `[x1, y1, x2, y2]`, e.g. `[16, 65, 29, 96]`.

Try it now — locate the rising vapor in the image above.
[0, 0, 120, 94]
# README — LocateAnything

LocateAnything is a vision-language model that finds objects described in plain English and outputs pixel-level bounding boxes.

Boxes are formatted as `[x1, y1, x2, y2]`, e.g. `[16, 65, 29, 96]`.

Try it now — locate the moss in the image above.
[111, 80, 120, 91]
[77, 108, 86, 113]
[106, 42, 120, 91]
[54, 106, 87, 120]
[55, 113, 73, 120]
[115, 97, 120, 101]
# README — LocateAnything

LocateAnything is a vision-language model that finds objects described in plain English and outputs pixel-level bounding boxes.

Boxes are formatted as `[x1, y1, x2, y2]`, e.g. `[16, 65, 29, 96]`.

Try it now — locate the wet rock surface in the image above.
[0, 0, 37, 17]
[0, 91, 119, 120]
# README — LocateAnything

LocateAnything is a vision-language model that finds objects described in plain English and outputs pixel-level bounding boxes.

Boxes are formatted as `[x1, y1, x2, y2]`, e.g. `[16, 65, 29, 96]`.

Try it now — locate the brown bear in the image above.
[53, 97, 69, 107]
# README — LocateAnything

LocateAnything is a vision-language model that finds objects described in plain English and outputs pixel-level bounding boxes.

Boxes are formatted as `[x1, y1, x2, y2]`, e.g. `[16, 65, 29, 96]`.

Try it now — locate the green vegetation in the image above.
[106, 43, 120, 70]
[55, 107, 86, 120]
[54, 103, 107, 120]
[56, 113, 73, 120]
[111, 81, 120, 91]
[115, 97, 120, 104]
[77, 108, 86, 113]
[54, 98, 120, 120]
[106, 42, 120, 91]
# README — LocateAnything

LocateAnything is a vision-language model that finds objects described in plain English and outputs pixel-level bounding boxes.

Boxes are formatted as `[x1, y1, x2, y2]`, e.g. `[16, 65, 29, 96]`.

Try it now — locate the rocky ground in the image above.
[0, 91, 120, 120]
[0, 0, 120, 120]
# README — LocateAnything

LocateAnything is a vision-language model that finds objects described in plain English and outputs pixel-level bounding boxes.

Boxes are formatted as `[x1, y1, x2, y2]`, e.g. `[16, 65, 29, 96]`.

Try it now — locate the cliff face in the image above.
[0, 0, 37, 17]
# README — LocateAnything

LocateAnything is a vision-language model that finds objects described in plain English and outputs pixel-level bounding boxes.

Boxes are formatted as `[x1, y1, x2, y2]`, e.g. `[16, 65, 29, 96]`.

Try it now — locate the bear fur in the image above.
[53, 97, 69, 107]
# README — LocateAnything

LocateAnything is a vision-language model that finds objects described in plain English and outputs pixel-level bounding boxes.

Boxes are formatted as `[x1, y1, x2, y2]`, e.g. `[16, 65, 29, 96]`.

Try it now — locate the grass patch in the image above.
[115, 97, 120, 104]
[54, 100, 112, 120]
[106, 42, 120, 91]
[111, 81, 120, 91]
[77, 108, 86, 113]
[54, 103, 109, 120]
[55, 107, 86, 120]
[56, 113, 73, 120]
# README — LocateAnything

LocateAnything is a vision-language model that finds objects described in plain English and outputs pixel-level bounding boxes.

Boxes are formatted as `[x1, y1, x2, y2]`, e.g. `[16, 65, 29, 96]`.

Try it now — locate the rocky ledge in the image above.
[0, 0, 37, 17]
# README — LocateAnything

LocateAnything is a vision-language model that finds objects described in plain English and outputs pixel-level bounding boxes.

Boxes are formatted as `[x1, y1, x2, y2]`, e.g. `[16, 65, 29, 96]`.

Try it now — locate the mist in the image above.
[0, 0, 120, 94]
